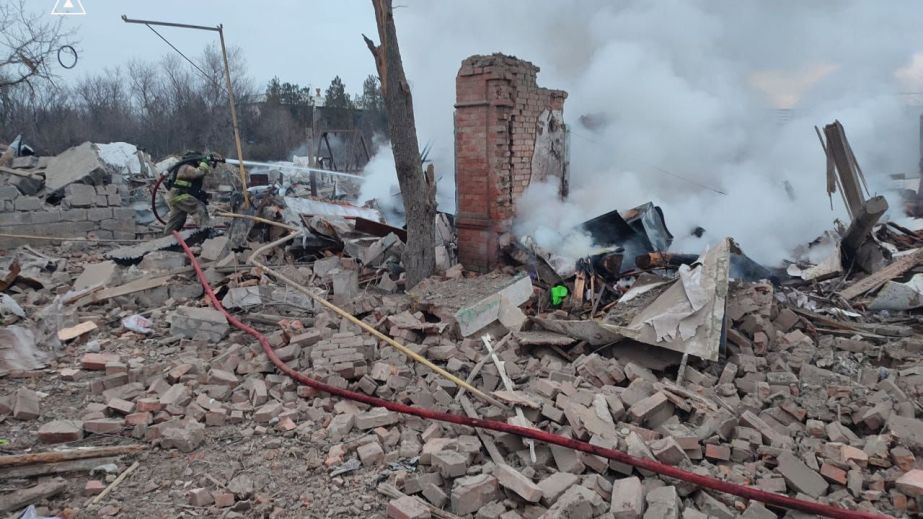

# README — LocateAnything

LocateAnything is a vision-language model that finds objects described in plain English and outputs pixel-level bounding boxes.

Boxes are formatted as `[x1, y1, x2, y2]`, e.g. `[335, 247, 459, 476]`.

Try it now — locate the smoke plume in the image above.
[373, 0, 923, 265]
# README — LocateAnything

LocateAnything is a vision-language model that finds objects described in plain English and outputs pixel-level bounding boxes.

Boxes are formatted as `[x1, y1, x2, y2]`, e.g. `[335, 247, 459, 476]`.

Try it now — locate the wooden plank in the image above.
[0, 478, 66, 513]
[0, 165, 43, 179]
[87, 460, 140, 506]
[513, 330, 576, 347]
[57, 320, 98, 341]
[0, 456, 120, 479]
[838, 248, 923, 300]
[0, 445, 145, 468]
[74, 272, 182, 307]
[824, 121, 867, 220]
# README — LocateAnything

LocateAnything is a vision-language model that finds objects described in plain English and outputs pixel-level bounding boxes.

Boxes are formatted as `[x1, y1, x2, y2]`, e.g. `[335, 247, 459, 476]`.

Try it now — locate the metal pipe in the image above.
[121, 15, 219, 32]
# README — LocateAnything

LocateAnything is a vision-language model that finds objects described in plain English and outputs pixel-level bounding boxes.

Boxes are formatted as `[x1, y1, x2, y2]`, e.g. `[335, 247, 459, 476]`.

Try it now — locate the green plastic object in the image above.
[550, 285, 569, 306]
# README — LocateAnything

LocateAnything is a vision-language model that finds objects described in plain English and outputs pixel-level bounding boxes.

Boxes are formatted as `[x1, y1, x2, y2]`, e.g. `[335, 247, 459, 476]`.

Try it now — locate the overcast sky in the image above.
[57, 0, 379, 94]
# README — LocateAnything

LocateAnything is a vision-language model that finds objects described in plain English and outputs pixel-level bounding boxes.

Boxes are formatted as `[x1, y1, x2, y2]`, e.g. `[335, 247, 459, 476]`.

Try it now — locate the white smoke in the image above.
[358, 143, 401, 218]
[383, 0, 923, 265]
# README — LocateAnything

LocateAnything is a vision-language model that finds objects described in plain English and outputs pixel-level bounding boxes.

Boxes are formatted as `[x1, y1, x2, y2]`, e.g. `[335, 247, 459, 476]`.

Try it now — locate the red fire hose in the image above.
[172, 231, 893, 519]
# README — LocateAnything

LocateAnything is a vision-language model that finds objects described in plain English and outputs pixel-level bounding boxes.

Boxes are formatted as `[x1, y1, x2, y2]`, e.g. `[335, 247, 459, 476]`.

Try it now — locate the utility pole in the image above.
[121, 15, 250, 208]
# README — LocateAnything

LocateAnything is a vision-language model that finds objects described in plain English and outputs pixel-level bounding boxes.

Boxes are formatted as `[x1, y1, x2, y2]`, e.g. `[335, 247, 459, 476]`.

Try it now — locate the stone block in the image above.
[494, 463, 542, 502]
[87, 207, 113, 221]
[776, 451, 829, 498]
[451, 474, 499, 516]
[168, 306, 229, 342]
[200, 236, 229, 262]
[12, 388, 40, 420]
[65, 183, 98, 207]
[388, 495, 431, 519]
[37, 419, 83, 443]
[611, 476, 645, 519]
[14, 196, 42, 211]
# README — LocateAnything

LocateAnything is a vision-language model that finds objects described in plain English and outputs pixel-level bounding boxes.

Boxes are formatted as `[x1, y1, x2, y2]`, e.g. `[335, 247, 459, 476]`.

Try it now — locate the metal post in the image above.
[217, 25, 250, 208]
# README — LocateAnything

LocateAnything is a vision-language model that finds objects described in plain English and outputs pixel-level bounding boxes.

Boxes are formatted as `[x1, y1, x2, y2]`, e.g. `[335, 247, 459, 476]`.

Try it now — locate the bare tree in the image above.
[364, 0, 436, 288]
[0, 0, 76, 90]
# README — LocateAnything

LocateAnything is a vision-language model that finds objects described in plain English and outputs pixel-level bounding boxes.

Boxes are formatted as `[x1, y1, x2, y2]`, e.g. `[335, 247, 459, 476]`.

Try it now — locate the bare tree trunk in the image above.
[364, 0, 436, 289]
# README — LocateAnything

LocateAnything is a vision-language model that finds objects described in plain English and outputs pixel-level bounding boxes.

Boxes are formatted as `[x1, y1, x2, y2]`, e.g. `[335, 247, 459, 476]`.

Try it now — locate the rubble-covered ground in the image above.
[2, 224, 923, 519]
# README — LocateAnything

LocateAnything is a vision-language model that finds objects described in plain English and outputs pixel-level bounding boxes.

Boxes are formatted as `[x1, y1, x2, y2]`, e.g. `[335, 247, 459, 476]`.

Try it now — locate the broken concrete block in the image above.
[545, 484, 605, 519]
[64, 183, 99, 207]
[494, 463, 542, 502]
[12, 388, 40, 420]
[453, 273, 532, 336]
[498, 295, 528, 332]
[693, 491, 735, 519]
[358, 441, 385, 466]
[610, 476, 645, 519]
[222, 286, 263, 309]
[200, 236, 229, 262]
[776, 451, 829, 498]
[551, 443, 586, 474]
[45, 142, 109, 192]
[313, 256, 341, 278]
[887, 415, 923, 451]
[227, 473, 254, 498]
[740, 502, 775, 519]
[332, 269, 359, 304]
[388, 495, 431, 519]
[896, 469, 923, 497]
[207, 368, 239, 386]
[187, 487, 214, 507]
[106, 397, 135, 415]
[168, 306, 229, 342]
[161, 421, 205, 452]
[37, 419, 83, 443]
[644, 485, 680, 519]
[432, 450, 468, 478]
[651, 437, 690, 466]
[212, 491, 235, 508]
[538, 472, 579, 505]
[356, 407, 399, 429]
[421, 482, 447, 508]
[451, 474, 500, 516]
[628, 391, 672, 425]
[73, 261, 118, 291]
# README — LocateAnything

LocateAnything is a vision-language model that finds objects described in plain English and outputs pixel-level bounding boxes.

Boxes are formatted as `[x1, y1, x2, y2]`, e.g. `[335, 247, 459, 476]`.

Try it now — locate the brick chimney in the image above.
[454, 54, 567, 272]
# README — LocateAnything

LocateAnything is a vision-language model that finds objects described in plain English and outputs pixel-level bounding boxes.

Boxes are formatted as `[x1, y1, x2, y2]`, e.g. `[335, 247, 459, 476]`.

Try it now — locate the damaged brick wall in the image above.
[0, 178, 134, 249]
[454, 53, 567, 272]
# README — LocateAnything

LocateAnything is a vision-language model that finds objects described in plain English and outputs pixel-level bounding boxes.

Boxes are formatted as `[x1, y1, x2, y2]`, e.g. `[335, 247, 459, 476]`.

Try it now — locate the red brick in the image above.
[820, 463, 848, 485]
[81, 353, 121, 371]
[705, 443, 732, 461]
[84, 480, 106, 496]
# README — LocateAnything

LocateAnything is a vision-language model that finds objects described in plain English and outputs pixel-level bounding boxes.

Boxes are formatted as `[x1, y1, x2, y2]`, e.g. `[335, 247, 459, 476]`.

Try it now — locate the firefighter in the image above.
[163, 152, 223, 235]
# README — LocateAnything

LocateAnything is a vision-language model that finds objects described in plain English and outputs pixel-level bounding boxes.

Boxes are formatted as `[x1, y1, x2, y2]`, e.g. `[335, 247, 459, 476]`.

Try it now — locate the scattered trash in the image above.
[17, 505, 62, 519]
[121, 314, 153, 334]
